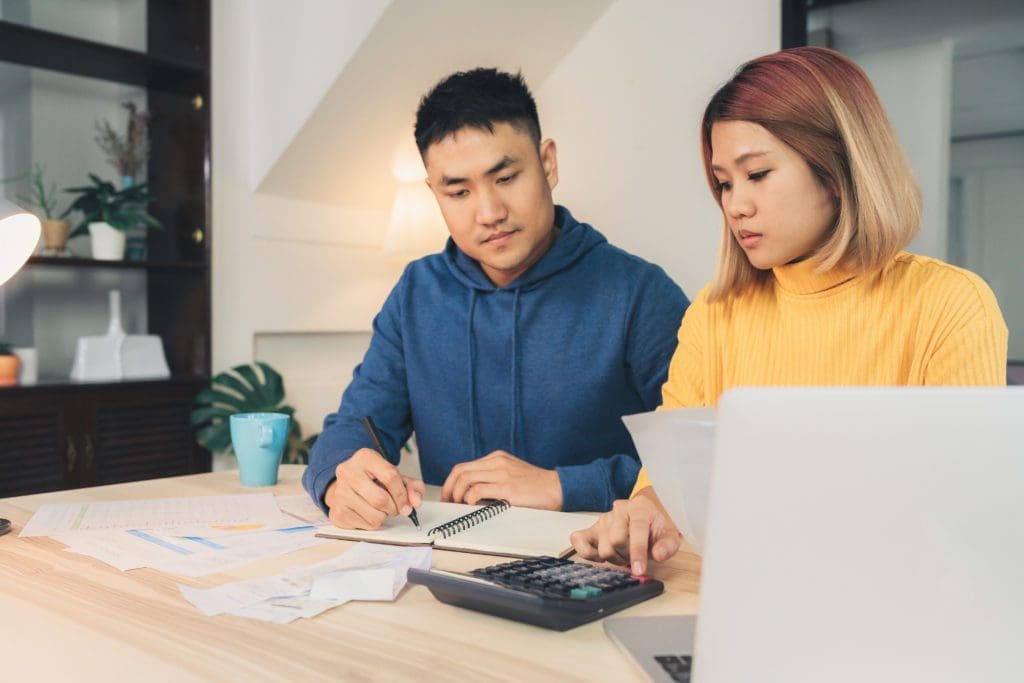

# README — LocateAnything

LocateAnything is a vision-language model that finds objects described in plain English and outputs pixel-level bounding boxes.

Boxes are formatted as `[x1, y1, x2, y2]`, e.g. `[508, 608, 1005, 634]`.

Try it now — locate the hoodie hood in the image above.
[444, 205, 607, 292]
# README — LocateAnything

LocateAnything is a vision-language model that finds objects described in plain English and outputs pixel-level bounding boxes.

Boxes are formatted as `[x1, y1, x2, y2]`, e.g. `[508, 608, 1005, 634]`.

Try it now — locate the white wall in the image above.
[247, 0, 390, 191]
[951, 137, 1024, 360]
[212, 1, 780, 440]
[537, 0, 778, 295]
[212, 0, 405, 432]
[851, 41, 953, 260]
[951, 47, 1024, 138]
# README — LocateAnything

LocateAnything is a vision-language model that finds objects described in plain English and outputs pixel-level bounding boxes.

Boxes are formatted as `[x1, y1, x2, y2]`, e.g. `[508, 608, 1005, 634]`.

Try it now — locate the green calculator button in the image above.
[569, 586, 604, 599]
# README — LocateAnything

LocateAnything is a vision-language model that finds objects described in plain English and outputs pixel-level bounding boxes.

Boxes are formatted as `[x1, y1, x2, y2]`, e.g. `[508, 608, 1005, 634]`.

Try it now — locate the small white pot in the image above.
[89, 221, 127, 260]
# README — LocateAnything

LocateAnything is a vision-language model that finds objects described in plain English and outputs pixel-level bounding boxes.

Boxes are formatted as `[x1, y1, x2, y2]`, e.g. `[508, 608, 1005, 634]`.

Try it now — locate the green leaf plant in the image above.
[190, 361, 317, 465]
[61, 173, 163, 238]
[10, 164, 62, 219]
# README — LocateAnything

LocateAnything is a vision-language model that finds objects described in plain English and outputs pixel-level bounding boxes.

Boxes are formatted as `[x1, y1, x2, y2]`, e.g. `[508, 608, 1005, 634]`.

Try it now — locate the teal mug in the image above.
[229, 412, 290, 486]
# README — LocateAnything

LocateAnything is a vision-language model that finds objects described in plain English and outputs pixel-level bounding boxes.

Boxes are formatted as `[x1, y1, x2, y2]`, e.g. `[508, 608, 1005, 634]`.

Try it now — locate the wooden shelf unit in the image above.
[0, 1, 213, 496]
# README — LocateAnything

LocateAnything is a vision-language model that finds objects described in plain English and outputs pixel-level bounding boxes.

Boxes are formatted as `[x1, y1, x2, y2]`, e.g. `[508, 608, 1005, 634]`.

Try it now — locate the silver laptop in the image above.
[604, 615, 696, 682]
[607, 387, 1024, 683]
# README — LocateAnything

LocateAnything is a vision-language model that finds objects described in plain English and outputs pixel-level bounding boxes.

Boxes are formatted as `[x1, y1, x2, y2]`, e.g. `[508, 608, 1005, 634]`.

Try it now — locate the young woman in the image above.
[570, 47, 1008, 575]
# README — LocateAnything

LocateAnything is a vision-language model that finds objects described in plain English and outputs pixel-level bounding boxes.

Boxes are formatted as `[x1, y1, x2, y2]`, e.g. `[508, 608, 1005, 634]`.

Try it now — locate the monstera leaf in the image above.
[190, 361, 316, 464]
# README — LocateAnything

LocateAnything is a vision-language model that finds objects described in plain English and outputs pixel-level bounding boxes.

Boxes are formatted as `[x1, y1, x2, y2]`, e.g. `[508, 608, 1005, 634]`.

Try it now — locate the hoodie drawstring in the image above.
[467, 288, 523, 459]
[509, 289, 521, 454]
[467, 290, 482, 458]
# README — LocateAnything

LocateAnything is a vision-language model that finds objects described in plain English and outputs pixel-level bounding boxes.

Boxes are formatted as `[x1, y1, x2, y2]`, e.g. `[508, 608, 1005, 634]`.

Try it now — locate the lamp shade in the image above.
[0, 198, 41, 286]
[382, 182, 449, 258]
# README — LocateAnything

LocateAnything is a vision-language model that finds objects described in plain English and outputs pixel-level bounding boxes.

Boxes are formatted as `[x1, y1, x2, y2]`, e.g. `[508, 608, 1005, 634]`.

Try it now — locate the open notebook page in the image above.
[434, 506, 598, 558]
[316, 501, 486, 545]
[316, 501, 599, 559]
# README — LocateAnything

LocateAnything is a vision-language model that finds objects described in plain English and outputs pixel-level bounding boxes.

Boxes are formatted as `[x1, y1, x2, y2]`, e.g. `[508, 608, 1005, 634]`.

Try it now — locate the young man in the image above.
[304, 68, 688, 529]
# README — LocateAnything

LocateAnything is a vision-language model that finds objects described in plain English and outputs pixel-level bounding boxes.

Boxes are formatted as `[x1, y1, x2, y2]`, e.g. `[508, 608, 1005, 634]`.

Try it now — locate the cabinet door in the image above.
[85, 383, 200, 486]
[0, 392, 77, 496]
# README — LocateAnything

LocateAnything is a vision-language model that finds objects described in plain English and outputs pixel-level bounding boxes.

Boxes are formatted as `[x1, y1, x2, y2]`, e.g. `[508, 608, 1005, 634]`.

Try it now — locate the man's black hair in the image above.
[414, 68, 541, 155]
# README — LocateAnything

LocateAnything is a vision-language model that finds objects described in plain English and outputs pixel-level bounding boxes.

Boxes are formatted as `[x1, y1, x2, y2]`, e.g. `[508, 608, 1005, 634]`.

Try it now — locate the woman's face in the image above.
[710, 120, 837, 270]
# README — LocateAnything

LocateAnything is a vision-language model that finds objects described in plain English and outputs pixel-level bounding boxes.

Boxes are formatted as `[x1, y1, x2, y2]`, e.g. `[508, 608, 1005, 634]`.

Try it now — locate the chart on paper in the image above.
[19, 493, 289, 537]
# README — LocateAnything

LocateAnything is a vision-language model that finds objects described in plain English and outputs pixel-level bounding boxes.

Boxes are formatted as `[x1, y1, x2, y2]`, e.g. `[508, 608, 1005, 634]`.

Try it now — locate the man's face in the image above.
[424, 122, 559, 288]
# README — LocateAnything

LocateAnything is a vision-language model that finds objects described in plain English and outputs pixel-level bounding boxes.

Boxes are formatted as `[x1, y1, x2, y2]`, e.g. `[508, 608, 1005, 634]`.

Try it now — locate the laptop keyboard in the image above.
[654, 654, 692, 682]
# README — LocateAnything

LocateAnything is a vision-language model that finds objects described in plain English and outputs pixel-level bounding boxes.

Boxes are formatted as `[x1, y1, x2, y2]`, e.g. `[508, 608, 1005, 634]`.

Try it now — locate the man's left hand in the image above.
[440, 450, 563, 510]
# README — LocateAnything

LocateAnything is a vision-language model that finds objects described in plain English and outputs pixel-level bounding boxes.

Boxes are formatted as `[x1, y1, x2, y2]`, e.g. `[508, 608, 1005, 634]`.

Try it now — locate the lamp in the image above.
[0, 197, 41, 286]
[382, 181, 449, 258]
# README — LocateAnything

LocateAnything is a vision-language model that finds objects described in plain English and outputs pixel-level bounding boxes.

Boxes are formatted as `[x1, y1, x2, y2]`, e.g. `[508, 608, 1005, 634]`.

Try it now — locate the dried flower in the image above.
[95, 102, 151, 178]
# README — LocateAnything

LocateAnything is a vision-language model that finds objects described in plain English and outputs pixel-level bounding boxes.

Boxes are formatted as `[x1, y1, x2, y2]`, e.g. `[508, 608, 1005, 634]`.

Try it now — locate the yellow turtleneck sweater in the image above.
[633, 251, 1008, 493]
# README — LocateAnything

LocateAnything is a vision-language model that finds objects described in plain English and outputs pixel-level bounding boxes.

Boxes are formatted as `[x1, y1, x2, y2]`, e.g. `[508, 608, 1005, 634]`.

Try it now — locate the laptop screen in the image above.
[695, 387, 1024, 683]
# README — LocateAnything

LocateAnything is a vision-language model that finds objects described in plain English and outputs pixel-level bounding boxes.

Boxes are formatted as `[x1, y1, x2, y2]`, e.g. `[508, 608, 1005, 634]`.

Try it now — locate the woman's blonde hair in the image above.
[702, 47, 921, 301]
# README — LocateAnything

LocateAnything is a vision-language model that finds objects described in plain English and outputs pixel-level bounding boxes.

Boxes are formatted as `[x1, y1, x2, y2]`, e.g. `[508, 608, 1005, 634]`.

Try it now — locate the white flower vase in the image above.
[89, 221, 126, 260]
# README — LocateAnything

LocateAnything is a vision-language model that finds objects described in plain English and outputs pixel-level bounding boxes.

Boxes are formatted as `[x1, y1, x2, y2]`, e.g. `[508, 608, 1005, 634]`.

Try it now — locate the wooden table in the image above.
[0, 465, 700, 682]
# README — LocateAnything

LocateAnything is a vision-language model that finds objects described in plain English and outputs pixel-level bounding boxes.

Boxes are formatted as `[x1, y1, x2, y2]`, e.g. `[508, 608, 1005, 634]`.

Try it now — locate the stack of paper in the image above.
[179, 543, 432, 623]
[21, 492, 432, 623]
[20, 493, 331, 577]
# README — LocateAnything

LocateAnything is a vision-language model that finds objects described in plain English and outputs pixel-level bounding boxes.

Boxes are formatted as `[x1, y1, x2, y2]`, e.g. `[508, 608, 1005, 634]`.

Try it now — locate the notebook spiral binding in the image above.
[427, 500, 511, 539]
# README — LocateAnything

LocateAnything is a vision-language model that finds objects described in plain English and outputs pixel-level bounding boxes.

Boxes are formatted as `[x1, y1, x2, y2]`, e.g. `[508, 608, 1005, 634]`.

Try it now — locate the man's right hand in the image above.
[325, 448, 424, 530]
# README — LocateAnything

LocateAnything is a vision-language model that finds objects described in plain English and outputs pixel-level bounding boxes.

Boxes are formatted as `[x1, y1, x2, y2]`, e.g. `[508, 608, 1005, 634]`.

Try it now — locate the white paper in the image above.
[310, 544, 433, 601]
[180, 572, 324, 617]
[178, 543, 432, 623]
[142, 527, 328, 577]
[57, 525, 329, 577]
[275, 494, 330, 526]
[623, 408, 716, 553]
[20, 493, 289, 537]
[55, 529, 177, 571]
[228, 596, 345, 624]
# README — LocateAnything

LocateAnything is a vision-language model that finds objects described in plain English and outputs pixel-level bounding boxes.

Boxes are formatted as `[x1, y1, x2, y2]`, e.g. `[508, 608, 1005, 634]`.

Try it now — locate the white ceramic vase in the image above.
[88, 221, 126, 260]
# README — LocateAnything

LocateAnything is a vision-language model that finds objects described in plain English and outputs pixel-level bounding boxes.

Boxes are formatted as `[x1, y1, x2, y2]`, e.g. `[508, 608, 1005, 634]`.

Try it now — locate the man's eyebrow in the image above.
[485, 155, 517, 176]
[440, 174, 467, 187]
[439, 155, 518, 186]
[711, 150, 770, 172]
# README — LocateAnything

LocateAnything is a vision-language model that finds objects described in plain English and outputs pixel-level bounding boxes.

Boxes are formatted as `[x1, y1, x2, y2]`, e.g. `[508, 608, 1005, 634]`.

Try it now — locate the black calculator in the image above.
[407, 556, 664, 631]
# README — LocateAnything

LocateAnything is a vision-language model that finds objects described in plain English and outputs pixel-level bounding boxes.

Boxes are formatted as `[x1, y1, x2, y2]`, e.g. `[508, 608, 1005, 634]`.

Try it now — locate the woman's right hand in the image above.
[570, 486, 683, 576]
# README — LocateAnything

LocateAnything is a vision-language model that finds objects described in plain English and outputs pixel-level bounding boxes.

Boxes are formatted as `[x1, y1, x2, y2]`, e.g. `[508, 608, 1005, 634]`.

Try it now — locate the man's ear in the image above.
[539, 138, 558, 191]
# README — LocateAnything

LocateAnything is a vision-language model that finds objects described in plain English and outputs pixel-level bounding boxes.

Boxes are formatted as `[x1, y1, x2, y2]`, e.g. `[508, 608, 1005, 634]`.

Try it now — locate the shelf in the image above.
[0, 20, 205, 95]
[0, 375, 210, 396]
[26, 256, 207, 273]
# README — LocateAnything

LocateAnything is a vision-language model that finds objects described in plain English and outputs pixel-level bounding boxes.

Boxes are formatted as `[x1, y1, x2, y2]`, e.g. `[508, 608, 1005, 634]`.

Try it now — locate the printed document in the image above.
[179, 543, 432, 623]
[623, 408, 716, 553]
[20, 493, 289, 537]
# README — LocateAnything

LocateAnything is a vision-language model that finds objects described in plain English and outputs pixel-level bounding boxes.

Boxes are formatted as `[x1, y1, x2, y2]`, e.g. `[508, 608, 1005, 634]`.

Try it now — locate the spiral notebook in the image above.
[314, 500, 597, 559]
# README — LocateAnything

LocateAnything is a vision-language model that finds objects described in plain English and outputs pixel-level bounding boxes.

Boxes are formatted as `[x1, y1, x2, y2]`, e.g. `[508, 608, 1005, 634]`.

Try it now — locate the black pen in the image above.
[360, 416, 420, 528]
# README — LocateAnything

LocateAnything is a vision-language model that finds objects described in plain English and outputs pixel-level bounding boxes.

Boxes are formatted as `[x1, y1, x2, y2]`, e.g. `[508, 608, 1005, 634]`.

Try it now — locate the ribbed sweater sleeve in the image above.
[919, 268, 1008, 385]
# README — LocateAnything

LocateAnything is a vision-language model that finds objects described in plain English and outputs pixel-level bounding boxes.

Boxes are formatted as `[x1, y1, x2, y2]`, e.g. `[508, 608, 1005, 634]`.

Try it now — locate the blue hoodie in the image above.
[304, 206, 688, 512]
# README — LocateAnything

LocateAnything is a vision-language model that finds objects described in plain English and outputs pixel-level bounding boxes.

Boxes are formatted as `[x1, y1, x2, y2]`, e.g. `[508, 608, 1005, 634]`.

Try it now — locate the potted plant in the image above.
[95, 102, 150, 186]
[62, 174, 162, 260]
[95, 102, 152, 259]
[0, 343, 20, 387]
[18, 164, 71, 256]
[191, 361, 318, 465]
[2, 164, 70, 256]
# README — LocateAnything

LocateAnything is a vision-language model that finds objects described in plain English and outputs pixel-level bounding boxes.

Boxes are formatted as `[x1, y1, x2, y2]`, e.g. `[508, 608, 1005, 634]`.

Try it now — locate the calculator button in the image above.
[569, 585, 604, 600]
